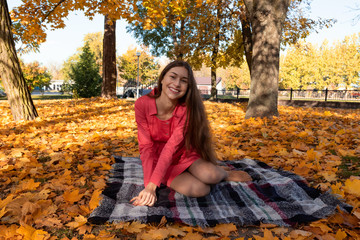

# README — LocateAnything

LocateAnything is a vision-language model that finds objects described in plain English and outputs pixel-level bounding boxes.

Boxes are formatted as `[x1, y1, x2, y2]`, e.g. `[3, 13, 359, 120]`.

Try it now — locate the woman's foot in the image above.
[225, 170, 252, 182]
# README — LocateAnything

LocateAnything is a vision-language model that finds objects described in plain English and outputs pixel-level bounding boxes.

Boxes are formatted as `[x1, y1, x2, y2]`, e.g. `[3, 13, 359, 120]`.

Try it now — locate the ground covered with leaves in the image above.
[0, 98, 359, 240]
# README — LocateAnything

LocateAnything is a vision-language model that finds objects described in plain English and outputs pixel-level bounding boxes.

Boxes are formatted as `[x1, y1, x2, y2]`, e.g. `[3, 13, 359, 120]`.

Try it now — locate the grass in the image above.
[339, 155, 360, 178]
[0, 94, 73, 101]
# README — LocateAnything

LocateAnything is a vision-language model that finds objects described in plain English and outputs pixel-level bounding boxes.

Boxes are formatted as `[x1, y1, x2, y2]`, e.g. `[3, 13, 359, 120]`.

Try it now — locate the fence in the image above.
[199, 88, 360, 102]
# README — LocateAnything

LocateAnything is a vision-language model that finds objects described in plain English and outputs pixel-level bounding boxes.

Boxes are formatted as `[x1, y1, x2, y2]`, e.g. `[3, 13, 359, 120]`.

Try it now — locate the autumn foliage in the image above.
[0, 98, 359, 239]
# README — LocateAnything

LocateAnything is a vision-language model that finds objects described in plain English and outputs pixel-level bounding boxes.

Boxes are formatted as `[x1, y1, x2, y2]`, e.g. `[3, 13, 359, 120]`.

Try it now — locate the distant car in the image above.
[122, 89, 136, 98]
[351, 92, 360, 99]
[0, 90, 6, 97]
[140, 89, 152, 96]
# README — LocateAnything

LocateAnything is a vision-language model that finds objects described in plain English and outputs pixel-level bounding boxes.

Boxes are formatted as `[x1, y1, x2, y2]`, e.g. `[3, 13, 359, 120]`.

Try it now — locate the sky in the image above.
[8, 0, 360, 68]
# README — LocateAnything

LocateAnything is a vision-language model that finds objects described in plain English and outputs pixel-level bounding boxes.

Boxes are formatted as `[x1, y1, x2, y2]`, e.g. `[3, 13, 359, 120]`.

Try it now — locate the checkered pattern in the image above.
[88, 156, 352, 227]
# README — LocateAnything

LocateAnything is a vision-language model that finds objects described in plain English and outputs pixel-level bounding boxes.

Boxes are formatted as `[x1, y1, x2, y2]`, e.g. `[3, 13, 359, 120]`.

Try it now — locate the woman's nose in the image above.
[174, 78, 181, 87]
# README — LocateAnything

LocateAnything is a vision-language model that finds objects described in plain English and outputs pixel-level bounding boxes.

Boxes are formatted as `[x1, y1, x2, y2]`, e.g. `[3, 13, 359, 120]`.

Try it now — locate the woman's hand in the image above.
[130, 182, 157, 207]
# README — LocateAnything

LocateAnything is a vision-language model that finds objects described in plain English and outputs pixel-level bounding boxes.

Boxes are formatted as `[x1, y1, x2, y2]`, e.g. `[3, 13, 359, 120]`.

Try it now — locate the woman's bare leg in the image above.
[170, 159, 252, 198]
[189, 159, 252, 183]
[170, 171, 211, 197]
[188, 158, 228, 184]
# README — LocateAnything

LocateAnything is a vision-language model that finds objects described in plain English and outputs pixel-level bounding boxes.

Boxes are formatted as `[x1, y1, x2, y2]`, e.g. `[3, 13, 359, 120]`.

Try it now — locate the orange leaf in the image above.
[343, 178, 360, 197]
[213, 223, 237, 236]
[0, 207, 8, 219]
[63, 189, 84, 204]
[16, 179, 41, 193]
[182, 232, 203, 240]
[66, 215, 87, 229]
[335, 229, 347, 240]
[253, 229, 279, 240]
[125, 221, 147, 233]
[89, 189, 102, 211]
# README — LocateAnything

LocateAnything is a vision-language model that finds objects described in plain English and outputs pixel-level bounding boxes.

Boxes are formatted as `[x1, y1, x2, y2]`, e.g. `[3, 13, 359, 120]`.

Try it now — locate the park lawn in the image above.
[0, 98, 359, 239]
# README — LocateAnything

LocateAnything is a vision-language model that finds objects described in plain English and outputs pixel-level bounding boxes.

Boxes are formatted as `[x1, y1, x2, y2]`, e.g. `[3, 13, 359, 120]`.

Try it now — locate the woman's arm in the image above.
[134, 98, 156, 187]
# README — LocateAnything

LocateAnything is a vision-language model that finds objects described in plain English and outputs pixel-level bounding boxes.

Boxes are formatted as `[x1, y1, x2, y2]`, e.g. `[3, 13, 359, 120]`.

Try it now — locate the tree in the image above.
[279, 41, 316, 89]
[118, 47, 159, 89]
[101, 15, 117, 99]
[0, 0, 38, 121]
[83, 32, 103, 72]
[21, 61, 52, 92]
[69, 42, 102, 98]
[243, 0, 291, 119]
[218, 62, 251, 90]
[62, 32, 103, 81]
[11, 0, 131, 98]
[128, 0, 244, 99]
[280, 34, 360, 90]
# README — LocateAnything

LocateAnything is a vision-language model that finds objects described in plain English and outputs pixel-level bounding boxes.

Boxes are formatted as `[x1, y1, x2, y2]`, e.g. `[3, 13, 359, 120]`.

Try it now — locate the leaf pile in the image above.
[0, 98, 359, 239]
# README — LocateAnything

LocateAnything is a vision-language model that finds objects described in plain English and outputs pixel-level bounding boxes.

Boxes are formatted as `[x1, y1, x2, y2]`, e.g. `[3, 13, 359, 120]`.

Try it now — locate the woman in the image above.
[131, 60, 251, 207]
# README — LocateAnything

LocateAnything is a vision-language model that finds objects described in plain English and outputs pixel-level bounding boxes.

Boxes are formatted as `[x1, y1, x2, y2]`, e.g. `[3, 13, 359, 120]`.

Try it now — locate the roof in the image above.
[195, 77, 222, 86]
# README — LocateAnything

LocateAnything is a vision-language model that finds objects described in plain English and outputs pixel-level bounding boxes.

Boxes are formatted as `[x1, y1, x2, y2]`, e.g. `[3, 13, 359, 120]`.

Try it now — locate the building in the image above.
[47, 80, 65, 91]
[195, 77, 223, 94]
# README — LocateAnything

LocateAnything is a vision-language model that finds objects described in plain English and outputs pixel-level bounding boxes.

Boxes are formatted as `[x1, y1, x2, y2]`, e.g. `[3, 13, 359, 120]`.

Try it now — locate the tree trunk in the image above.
[101, 15, 117, 99]
[210, 1, 221, 99]
[0, 0, 38, 121]
[240, 6, 253, 73]
[244, 0, 290, 119]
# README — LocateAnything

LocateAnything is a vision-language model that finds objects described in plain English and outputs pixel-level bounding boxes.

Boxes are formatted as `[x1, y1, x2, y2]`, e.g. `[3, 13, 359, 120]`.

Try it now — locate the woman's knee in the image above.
[187, 182, 210, 197]
[170, 172, 211, 197]
[202, 168, 227, 184]
[189, 160, 228, 184]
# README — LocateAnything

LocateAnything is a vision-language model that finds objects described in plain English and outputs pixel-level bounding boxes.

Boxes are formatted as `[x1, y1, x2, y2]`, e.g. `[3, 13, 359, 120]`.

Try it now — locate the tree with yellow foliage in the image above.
[280, 33, 360, 90]
[20, 60, 52, 93]
[0, 0, 38, 120]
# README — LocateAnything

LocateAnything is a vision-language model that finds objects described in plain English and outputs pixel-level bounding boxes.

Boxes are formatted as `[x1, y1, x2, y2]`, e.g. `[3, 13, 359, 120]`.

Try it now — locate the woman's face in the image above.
[161, 66, 189, 101]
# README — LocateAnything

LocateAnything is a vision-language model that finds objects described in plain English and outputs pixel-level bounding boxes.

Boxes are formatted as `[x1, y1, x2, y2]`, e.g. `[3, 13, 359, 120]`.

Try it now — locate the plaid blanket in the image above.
[88, 156, 352, 227]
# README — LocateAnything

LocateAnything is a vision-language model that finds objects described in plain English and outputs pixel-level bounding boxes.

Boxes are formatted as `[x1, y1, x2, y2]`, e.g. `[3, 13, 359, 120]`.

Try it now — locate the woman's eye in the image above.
[181, 79, 188, 83]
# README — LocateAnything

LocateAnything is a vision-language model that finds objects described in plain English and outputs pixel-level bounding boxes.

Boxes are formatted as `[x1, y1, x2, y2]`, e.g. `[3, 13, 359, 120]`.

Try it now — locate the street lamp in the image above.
[136, 52, 141, 98]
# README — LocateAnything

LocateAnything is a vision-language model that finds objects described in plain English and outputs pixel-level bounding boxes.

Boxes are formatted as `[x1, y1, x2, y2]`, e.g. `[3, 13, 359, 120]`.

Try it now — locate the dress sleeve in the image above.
[149, 107, 187, 186]
[134, 98, 155, 187]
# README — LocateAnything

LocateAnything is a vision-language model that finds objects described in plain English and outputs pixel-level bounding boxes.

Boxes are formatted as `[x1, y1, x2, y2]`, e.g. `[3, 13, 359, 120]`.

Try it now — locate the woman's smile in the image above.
[161, 66, 189, 101]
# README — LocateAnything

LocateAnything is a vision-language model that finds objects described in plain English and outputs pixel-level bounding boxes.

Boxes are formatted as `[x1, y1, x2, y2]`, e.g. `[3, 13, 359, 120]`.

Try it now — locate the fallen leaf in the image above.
[63, 189, 84, 204]
[89, 189, 102, 211]
[343, 179, 360, 197]
[66, 215, 87, 229]
[125, 221, 147, 234]
[335, 229, 347, 240]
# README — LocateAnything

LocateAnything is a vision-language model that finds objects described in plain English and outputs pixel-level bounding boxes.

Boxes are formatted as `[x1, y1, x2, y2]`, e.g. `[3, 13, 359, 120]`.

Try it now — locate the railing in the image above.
[199, 88, 360, 102]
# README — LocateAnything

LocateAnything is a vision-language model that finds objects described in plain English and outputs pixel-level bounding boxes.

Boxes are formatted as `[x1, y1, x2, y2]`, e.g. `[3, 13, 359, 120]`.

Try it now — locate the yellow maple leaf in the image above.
[343, 179, 360, 197]
[63, 188, 84, 204]
[89, 189, 102, 211]
[213, 223, 237, 237]
[16, 179, 41, 193]
[32, 229, 50, 240]
[335, 229, 347, 240]
[306, 149, 323, 161]
[66, 215, 87, 229]
[330, 183, 345, 198]
[0, 207, 7, 219]
[125, 221, 147, 233]
[253, 229, 279, 240]
[320, 171, 337, 182]
[182, 232, 203, 240]
[16, 224, 36, 240]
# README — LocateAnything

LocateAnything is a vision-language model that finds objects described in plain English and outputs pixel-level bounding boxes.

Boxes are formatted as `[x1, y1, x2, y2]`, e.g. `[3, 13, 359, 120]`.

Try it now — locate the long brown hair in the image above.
[150, 60, 217, 164]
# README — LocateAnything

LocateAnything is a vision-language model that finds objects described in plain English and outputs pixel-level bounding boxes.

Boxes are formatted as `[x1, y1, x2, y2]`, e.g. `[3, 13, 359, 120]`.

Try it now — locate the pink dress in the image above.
[134, 93, 200, 187]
